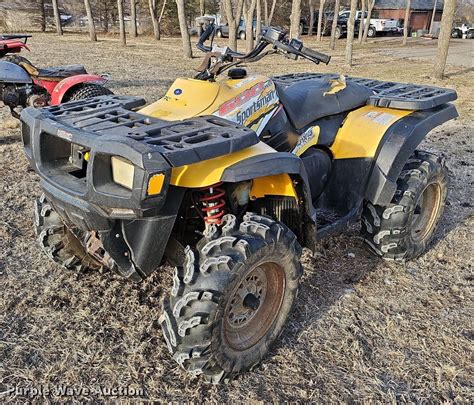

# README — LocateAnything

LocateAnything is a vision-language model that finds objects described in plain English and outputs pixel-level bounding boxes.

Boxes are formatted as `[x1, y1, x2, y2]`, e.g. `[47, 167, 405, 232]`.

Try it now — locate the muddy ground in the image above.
[0, 34, 473, 402]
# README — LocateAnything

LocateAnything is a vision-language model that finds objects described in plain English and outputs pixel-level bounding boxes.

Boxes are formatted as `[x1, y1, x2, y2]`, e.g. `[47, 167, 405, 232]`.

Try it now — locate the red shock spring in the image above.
[198, 182, 226, 225]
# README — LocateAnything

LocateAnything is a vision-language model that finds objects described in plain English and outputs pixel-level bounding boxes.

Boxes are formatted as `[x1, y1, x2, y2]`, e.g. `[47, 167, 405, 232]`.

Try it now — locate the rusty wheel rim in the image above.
[411, 182, 442, 242]
[223, 262, 286, 351]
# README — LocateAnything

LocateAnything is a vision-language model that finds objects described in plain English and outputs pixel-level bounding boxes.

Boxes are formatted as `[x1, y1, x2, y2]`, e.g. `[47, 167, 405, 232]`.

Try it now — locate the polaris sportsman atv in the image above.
[21, 25, 457, 383]
[0, 34, 112, 118]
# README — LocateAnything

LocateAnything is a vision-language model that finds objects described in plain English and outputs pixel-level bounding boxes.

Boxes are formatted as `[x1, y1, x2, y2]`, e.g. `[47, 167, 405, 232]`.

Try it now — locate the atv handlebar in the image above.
[196, 25, 331, 70]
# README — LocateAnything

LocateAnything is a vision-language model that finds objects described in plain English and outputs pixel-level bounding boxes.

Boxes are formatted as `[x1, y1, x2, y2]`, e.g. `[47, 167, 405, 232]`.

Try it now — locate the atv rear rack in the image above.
[272, 73, 457, 111]
[25, 95, 259, 167]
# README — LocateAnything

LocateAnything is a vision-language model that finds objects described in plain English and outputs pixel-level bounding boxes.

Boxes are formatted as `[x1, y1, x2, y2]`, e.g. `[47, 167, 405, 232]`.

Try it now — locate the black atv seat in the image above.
[13, 57, 88, 80]
[34, 64, 88, 79]
[275, 77, 373, 129]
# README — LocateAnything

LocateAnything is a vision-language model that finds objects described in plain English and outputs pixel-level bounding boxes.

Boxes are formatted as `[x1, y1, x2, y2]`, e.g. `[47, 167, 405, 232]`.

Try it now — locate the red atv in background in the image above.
[0, 34, 112, 118]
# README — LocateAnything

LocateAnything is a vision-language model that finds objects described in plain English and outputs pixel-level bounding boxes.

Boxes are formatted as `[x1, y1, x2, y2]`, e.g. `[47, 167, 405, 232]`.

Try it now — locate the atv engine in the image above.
[0, 84, 48, 116]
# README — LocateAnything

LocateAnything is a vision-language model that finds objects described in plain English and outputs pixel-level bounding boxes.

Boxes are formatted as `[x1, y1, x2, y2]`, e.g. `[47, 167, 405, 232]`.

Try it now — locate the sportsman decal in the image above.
[215, 80, 279, 127]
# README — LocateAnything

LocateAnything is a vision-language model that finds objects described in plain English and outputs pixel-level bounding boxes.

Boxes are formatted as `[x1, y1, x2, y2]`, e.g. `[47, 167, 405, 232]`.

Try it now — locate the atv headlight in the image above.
[111, 156, 135, 190]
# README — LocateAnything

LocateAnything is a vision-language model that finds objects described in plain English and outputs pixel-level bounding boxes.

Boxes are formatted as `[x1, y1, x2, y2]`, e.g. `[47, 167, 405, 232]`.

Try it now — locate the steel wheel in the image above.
[224, 262, 286, 351]
[411, 182, 443, 242]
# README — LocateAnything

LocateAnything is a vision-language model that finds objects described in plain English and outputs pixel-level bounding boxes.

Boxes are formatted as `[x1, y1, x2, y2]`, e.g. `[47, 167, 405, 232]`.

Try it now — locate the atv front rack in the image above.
[272, 73, 457, 110]
[27, 95, 259, 167]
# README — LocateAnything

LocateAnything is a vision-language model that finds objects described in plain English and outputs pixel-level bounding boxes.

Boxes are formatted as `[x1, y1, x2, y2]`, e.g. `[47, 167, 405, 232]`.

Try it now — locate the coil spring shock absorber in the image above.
[198, 182, 226, 226]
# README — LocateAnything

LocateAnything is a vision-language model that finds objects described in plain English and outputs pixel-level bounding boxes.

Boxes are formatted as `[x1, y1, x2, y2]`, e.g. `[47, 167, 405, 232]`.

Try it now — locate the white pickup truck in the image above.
[338, 10, 398, 38]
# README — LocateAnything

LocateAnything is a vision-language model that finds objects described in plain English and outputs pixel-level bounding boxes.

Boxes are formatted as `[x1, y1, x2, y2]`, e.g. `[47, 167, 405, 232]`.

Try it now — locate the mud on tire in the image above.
[34, 194, 102, 273]
[160, 213, 303, 383]
[361, 150, 448, 261]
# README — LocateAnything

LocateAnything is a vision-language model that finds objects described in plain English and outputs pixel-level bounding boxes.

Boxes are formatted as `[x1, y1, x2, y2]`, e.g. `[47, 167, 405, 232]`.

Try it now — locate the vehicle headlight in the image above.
[111, 156, 135, 190]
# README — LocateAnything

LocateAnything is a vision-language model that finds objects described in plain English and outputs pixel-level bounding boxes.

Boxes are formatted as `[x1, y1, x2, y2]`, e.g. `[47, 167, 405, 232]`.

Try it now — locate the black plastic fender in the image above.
[366, 103, 458, 206]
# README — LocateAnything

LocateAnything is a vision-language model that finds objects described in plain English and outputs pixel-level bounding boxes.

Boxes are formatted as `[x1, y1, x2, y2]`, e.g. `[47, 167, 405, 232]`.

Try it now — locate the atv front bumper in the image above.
[21, 99, 182, 281]
[21, 95, 260, 281]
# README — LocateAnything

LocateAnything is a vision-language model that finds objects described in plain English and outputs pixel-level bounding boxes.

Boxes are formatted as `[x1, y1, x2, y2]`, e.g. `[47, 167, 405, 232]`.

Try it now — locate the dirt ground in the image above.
[377, 37, 474, 68]
[0, 33, 473, 402]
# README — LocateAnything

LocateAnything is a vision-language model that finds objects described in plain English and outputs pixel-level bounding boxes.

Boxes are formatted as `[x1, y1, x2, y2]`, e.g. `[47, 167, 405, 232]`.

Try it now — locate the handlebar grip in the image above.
[302, 46, 331, 65]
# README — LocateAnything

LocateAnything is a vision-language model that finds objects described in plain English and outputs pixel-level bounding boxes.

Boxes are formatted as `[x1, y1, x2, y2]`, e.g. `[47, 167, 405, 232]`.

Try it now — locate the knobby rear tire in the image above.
[361, 150, 448, 261]
[64, 83, 113, 102]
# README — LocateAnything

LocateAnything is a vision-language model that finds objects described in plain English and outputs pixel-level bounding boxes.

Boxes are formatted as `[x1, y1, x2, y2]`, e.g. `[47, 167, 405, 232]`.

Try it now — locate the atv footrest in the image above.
[272, 73, 457, 110]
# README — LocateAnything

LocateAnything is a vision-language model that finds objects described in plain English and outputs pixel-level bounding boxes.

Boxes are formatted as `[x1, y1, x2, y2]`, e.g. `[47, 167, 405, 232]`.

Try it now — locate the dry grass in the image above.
[0, 33, 473, 402]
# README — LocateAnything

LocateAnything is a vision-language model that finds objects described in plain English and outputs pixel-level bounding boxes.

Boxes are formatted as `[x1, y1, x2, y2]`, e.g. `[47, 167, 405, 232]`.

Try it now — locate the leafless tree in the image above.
[223, 0, 245, 51]
[176, 0, 193, 58]
[267, 0, 277, 25]
[289, 0, 302, 38]
[84, 0, 97, 41]
[358, 0, 365, 43]
[316, 0, 325, 41]
[117, 0, 126, 45]
[344, 0, 357, 66]
[52, 0, 63, 35]
[130, 0, 138, 37]
[329, 0, 340, 49]
[101, 0, 111, 33]
[198, 0, 205, 34]
[308, 0, 315, 37]
[243, 0, 257, 52]
[433, 0, 456, 79]
[149, 0, 167, 40]
[38, 0, 46, 32]
[402, 0, 411, 45]
[256, 0, 262, 38]
[429, 0, 438, 34]
[362, 0, 375, 42]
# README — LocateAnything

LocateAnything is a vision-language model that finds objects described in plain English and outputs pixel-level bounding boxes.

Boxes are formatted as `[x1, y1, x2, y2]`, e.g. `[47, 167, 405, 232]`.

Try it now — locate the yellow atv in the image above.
[21, 26, 457, 383]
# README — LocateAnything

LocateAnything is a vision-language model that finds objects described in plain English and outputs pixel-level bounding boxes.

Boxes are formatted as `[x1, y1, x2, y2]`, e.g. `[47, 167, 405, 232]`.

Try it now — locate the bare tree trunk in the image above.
[268, 0, 276, 25]
[103, 0, 109, 33]
[38, 0, 46, 32]
[158, 0, 167, 36]
[198, 0, 205, 34]
[149, 0, 160, 39]
[402, 0, 411, 45]
[329, 0, 340, 49]
[52, 0, 63, 35]
[243, 0, 257, 52]
[117, 0, 126, 45]
[256, 0, 262, 38]
[345, 0, 357, 66]
[131, 0, 138, 37]
[358, 0, 365, 43]
[264, 0, 268, 25]
[224, 0, 245, 51]
[289, 0, 302, 38]
[429, 0, 437, 34]
[362, 0, 374, 42]
[176, 0, 193, 58]
[308, 1, 315, 37]
[84, 0, 97, 41]
[433, 0, 456, 79]
[316, 0, 325, 41]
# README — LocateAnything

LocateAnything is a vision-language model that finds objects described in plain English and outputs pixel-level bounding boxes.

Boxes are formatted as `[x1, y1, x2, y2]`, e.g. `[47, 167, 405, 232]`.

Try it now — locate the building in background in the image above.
[374, 0, 444, 33]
